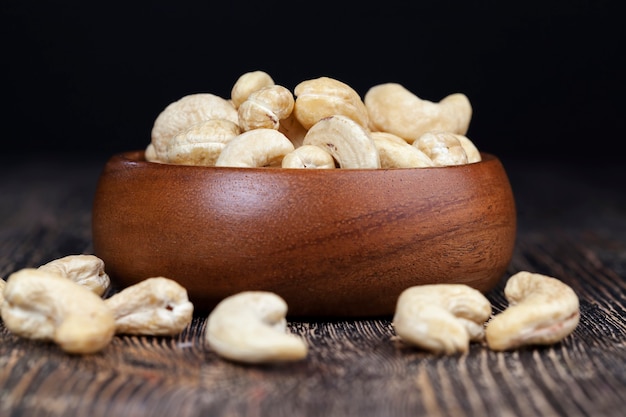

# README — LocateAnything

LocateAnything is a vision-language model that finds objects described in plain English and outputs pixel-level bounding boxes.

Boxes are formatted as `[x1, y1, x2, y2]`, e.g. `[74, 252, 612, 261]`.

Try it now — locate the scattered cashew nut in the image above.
[38, 254, 111, 296]
[393, 284, 492, 355]
[302, 115, 381, 169]
[1, 268, 115, 354]
[215, 128, 295, 167]
[104, 277, 194, 336]
[485, 271, 580, 351]
[205, 291, 308, 364]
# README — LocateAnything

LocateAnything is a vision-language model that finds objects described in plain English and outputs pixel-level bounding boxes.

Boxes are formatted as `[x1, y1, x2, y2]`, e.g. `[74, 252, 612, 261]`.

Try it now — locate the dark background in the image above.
[2, 0, 624, 164]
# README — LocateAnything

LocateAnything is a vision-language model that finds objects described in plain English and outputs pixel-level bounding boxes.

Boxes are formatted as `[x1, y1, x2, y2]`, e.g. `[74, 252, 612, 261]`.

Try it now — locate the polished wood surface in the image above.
[1, 154, 624, 417]
[92, 151, 516, 317]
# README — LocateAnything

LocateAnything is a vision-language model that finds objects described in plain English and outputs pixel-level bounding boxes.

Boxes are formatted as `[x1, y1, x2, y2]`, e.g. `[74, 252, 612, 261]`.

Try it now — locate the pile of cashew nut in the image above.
[1, 253, 580, 360]
[144, 71, 482, 169]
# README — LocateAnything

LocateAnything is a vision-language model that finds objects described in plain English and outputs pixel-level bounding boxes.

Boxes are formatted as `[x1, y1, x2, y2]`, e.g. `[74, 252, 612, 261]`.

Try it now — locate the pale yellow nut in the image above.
[215, 129, 295, 167]
[485, 271, 580, 351]
[238, 85, 295, 131]
[1, 269, 115, 354]
[230, 70, 275, 109]
[206, 291, 308, 364]
[393, 284, 492, 355]
[413, 131, 469, 166]
[364, 83, 472, 143]
[302, 115, 380, 169]
[371, 131, 434, 168]
[104, 277, 194, 336]
[278, 112, 308, 148]
[150, 93, 239, 157]
[281, 145, 336, 169]
[38, 254, 111, 296]
[164, 119, 242, 166]
[293, 76, 370, 130]
[452, 133, 482, 163]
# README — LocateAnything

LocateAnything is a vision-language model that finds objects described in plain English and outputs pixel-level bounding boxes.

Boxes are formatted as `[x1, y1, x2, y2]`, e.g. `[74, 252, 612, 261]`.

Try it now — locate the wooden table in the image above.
[1, 153, 624, 417]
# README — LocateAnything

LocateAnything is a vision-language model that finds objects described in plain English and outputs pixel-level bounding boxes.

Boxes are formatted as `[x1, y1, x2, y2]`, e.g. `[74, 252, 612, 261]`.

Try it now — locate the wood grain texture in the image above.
[1, 154, 624, 417]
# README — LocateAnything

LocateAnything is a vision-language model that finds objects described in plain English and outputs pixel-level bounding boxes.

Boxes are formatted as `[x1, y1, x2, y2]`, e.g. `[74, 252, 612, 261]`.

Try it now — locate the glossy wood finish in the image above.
[91, 151, 516, 317]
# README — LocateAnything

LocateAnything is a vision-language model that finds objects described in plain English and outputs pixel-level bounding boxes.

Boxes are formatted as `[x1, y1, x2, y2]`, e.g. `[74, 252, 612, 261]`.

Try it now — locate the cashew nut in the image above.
[371, 131, 434, 168]
[485, 271, 580, 351]
[293, 76, 370, 130]
[151, 93, 239, 157]
[230, 70, 275, 109]
[104, 277, 194, 336]
[205, 291, 308, 364]
[278, 112, 308, 148]
[392, 284, 492, 355]
[1, 268, 115, 354]
[364, 83, 472, 143]
[238, 85, 295, 131]
[162, 119, 241, 166]
[38, 254, 111, 296]
[413, 131, 469, 166]
[281, 144, 336, 169]
[302, 115, 381, 169]
[453, 133, 482, 163]
[215, 128, 295, 167]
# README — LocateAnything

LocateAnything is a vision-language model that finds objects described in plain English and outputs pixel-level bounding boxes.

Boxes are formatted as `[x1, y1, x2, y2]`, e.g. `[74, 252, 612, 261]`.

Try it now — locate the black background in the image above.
[2, 0, 624, 164]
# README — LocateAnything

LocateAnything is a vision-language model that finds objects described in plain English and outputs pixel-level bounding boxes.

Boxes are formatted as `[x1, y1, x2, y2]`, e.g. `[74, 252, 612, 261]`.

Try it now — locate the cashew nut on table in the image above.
[392, 284, 492, 355]
[144, 71, 482, 169]
[0, 255, 194, 354]
[485, 271, 580, 351]
[38, 254, 111, 296]
[1, 268, 116, 354]
[205, 291, 308, 364]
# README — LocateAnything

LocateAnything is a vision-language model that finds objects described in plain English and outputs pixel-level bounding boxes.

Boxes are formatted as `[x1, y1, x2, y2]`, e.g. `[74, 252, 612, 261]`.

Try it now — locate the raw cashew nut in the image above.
[393, 284, 492, 355]
[485, 271, 580, 351]
[1, 268, 115, 354]
[206, 291, 308, 364]
[38, 254, 110, 296]
[104, 277, 194, 336]
[413, 131, 469, 166]
[293, 76, 370, 130]
[215, 129, 295, 167]
[238, 85, 295, 131]
[302, 115, 381, 169]
[282, 144, 336, 169]
[364, 83, 472, 143]
[230, 70, 275, 109]
[151, 93, 239, 157]
[163, 119, 241, 166]
[453, 133, 482, 163]
[278, 112, 308, 148]
[371, 131, 434, 168]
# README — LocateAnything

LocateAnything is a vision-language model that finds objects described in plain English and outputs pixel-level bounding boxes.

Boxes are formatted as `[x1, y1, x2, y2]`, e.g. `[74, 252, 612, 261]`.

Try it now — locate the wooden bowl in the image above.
[92, 150, 516, 318]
